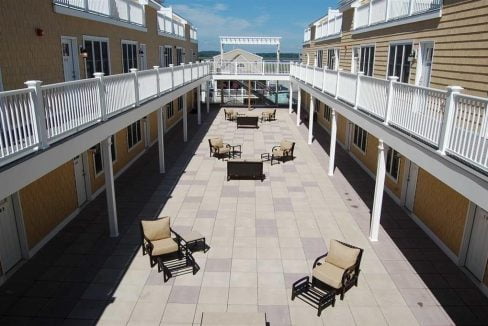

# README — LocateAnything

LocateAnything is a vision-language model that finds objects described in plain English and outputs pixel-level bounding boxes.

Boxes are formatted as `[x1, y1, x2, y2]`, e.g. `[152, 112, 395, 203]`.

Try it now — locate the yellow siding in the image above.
[350, 132, 378, 174]
[20, 161, 78, 248]
[150, 111, 159, 142]
[413, 168, 469, 255]
[337, 114, 348, 145]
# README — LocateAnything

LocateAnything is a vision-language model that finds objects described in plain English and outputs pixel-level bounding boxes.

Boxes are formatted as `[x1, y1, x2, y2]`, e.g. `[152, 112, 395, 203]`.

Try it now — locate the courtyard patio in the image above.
[0, 106, 486, 325]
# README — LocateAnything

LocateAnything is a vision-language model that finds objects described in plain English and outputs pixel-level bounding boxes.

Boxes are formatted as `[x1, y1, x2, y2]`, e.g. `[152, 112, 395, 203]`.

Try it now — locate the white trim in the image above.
[82, 35, 112, 76]
[127, 121, 143, 151]
[60, 36, 81, 81]
[458, 202, 477, 266]
[53, 4, 148, 32]
[314, 33, 342, 43]
[415, 40, 435, 87]
[11, 192, 29, 260]
[352, 9, 442, 35]
[385, 41, 414, 82]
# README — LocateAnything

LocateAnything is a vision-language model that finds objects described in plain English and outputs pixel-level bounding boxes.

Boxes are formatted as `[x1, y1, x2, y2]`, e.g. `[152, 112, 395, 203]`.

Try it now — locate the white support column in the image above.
[197, 85, 202, 125]
[308, 95, 315, 144]
[130, 68, 139, 106]
[369, 140, 386, 242]
[288, 82, 293, 114]
[183, 93, 188, 142]
[297, 87, 302, 126]
[157, 107, 165, 174]
[206, 81, 210, 113]
[328, 109, 337, 176]
[101, 136, 118, 237]
[438, 86, 463, 154]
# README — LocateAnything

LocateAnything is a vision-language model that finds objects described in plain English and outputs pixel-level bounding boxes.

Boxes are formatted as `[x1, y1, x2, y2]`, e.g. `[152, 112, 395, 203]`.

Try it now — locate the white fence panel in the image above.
[371, 0, 387, 24]
[173, 67, 184, 87]
[129, 1, 144, 25]
[389, 0, 410, 19]
[138, 70, 158, 102]
[358, 76, 389, 119]
[159, 68, 173, 93]
[337, 72, 357, 104]
[313, 68, 324, 90]
[104, 74, 135, 115]
[183, 66, 192, 83]
[323, 70, 337, 95]
[355, 5, 370, 28]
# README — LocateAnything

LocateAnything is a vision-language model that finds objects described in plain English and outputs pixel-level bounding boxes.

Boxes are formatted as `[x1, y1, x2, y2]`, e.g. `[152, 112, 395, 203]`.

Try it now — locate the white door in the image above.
[417, 42, 434, 87]
[0, 197, 22, 272]
[404, 162, 419, 212]
[139, 44, 147, 70]
[73, 155, 87, 206]
[465, 207, 488, 281]
[61, 38, 78, 81]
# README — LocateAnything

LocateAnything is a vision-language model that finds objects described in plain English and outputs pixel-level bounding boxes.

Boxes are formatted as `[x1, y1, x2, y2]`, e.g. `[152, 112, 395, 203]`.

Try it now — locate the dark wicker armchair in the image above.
[224, 108, 237, 121]
[312, 240, 363, 300]
[209, 137, 231, 159]
[271, 140, 295, 165]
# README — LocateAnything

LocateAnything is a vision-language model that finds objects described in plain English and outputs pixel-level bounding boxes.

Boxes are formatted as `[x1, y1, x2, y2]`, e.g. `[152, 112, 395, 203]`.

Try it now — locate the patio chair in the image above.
[209, 137, 231, 160]
[261, 109, 276, 122]
[312, 240, 364, 300]
[271, 140, 295, 165]
[224, 108, 237, 121]
[140, 217, 184, 270]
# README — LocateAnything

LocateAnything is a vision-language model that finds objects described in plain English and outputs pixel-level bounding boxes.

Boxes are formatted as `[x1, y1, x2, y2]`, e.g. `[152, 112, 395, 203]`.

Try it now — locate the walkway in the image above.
[0, 107, 486, 325]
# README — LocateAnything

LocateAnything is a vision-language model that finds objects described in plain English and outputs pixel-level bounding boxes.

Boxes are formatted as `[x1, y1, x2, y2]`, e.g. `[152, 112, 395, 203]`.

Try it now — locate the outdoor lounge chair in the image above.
[224, 108, 237, 121]
[261, 109, 276, 122]
[312, 240, 363, 300]
[140, 217, 194, 281]
[271, 140, 295, 165]
[209, 137, 231, 159]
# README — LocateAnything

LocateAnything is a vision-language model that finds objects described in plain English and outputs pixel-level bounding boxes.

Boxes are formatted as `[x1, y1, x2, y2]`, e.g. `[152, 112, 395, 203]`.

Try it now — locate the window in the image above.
[316, 50, 323, 68]
[388, 43, 412, 83]
[84, 37, 110, 78]
[177, 96, 183, 111]
[176, 47, 184, 65]
[386, 148, 400, 180]
[166, 101, 174, 119]
[353, 125, 367, 152]
[323, 104, 332, 122]
[327, 48, 339, 70]
[127, 121, 142, 149]
[360, 46, 375, 76]
[122, 41, 138, 73]
[160, 46, 173, 67]
[91, 135, 116, 175]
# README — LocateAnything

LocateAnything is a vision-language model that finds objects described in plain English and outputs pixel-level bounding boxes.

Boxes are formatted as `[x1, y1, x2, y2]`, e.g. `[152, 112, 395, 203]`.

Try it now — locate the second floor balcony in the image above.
[313, 9, 343, 41]
[353, 0, 442, 33]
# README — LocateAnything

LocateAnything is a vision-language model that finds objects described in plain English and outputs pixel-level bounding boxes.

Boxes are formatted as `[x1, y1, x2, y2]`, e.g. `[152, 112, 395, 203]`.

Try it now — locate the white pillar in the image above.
[157, 107, 165, 174]
[370, 140, 386, 242]
[101, 136, 118, 237]
[197, 86, 202, 125]
[183, 93, 188, 142]
[206, 81, 210, 113]
[308, 96, 314, 144]
[296, 87, 301, 126]
[288, 82, 293, 114]
[328, 109, 337, 176]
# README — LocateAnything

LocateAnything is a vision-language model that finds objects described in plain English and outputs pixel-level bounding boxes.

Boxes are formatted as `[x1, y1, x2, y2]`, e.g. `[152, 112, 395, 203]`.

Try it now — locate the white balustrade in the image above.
[313, 68, 324, 90]
[390, 83, 447, 145]
[87, 0, 110, 16]
[389, 0, 410, 19]
[138, 69, 158, 102]
[358, 76, 389, 119]
[371, 0, 387, 24]
[212, 61, 291, 75]
[183, 65, 192, 83]
[337, 72, 357, 105]
[447, 95, 488, 170]
[173, 66, 184, 87]
[104, 73, 136, 116]
[323, 70, 337, 95]
[158, 67, 173, 93]
[355, 5, 370, 28]
[41, 79, 101, 141]
[0, 89, 39, 160]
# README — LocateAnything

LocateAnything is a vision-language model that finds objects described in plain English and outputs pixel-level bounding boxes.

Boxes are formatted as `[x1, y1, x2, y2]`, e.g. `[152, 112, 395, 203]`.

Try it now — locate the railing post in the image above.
[385, 0, 391, 21]
[169, 64, 174, 90]
[335, 69, 341, 99]
[322, 66, 327, 92]
[153, 66, 160, 96]
[312, 66, 316, 86]
[25, 80, 49, 149]
[94, 72, 107, 120]
[354, 71, 363, 109]
[438, 86, 463, 154]
[408, 0, 414, 15]
[262, 61, 265, 75]
[189, 62, 193, 81]
[127, 0, 131, 22]
[384, 76, 398, 125]
[181, 63, 185, 84]
[368, 0, 373, 26]
[235, 61, 238, 75]
[83, 0, 88, 11]
[130, 68, 140, 106]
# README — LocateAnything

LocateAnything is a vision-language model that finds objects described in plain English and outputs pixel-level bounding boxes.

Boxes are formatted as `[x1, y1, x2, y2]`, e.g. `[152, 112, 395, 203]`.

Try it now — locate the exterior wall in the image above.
[484, 263, 488, 286]
[385, 152, 405, 199]
[336, 114, 348, 145]
[149, 111, 159, 142]
[413, 168, 469, 255]
[303, 0, 488, 96]
[0, 0, 198, 90]
[19, 161, 78, 248]
[350, 132, 378, 175]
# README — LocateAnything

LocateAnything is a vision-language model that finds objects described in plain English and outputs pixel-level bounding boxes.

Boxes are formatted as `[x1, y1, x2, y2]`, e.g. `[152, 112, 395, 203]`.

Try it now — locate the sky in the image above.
[164, 0, 337, 53]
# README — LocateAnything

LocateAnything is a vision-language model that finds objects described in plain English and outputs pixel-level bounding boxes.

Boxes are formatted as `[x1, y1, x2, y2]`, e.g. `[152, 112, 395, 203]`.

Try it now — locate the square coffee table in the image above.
[179, 230, 208, 253]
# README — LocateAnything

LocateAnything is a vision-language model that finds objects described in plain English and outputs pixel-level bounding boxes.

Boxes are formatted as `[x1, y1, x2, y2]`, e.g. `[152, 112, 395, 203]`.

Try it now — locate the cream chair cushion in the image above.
[217, 146, 230, 154]
[280, 140, 294, 152]
[210, 137, 224, 148]
[325, 240, 360, 270]
[272, 148, 284, 157]
[312, 261, 344, 289]
[141, 217, 171, 241]
[151, 238, 179, 256]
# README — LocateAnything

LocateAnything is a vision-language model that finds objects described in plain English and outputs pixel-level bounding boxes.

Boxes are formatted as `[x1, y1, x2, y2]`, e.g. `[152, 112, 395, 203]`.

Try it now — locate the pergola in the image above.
[219, 36, 281, 64]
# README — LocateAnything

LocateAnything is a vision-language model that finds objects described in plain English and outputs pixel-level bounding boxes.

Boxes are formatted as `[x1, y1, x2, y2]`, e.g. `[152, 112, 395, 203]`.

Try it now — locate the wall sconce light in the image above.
[407, 50, 416, 62]
[35, 28, 44, 37]
[80, 47, 88, 58]
[138, 49, 144, 56]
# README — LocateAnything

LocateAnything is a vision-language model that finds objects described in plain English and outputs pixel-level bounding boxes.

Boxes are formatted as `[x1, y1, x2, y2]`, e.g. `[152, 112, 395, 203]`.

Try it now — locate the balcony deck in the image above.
[1, 106, 486, 325]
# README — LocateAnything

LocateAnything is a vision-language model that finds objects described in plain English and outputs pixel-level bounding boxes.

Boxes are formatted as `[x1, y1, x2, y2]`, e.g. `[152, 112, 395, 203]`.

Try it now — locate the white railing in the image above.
[157, 13, 186, 39]
[353, 0, 442, 30]
[313, 9, 343, 40]
[0, 62, 210, 166]
[447, 95, 488, 170]
[0, 89, 39, 162]
[304, 28, 311, 42]
[42, 79, 101, 141]
[53, 0, 145, 26]
[212, 61, 291, 76]
[289, 62, 488, 173]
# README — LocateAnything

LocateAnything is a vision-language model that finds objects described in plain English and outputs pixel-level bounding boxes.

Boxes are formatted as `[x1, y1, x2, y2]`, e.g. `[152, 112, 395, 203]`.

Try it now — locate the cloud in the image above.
[213, 3, 228, 11]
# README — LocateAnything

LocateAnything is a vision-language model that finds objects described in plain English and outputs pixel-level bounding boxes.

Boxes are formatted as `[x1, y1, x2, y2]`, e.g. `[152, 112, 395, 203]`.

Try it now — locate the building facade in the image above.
[0, 0, 200, 280]
[300, 0, 488, 293]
